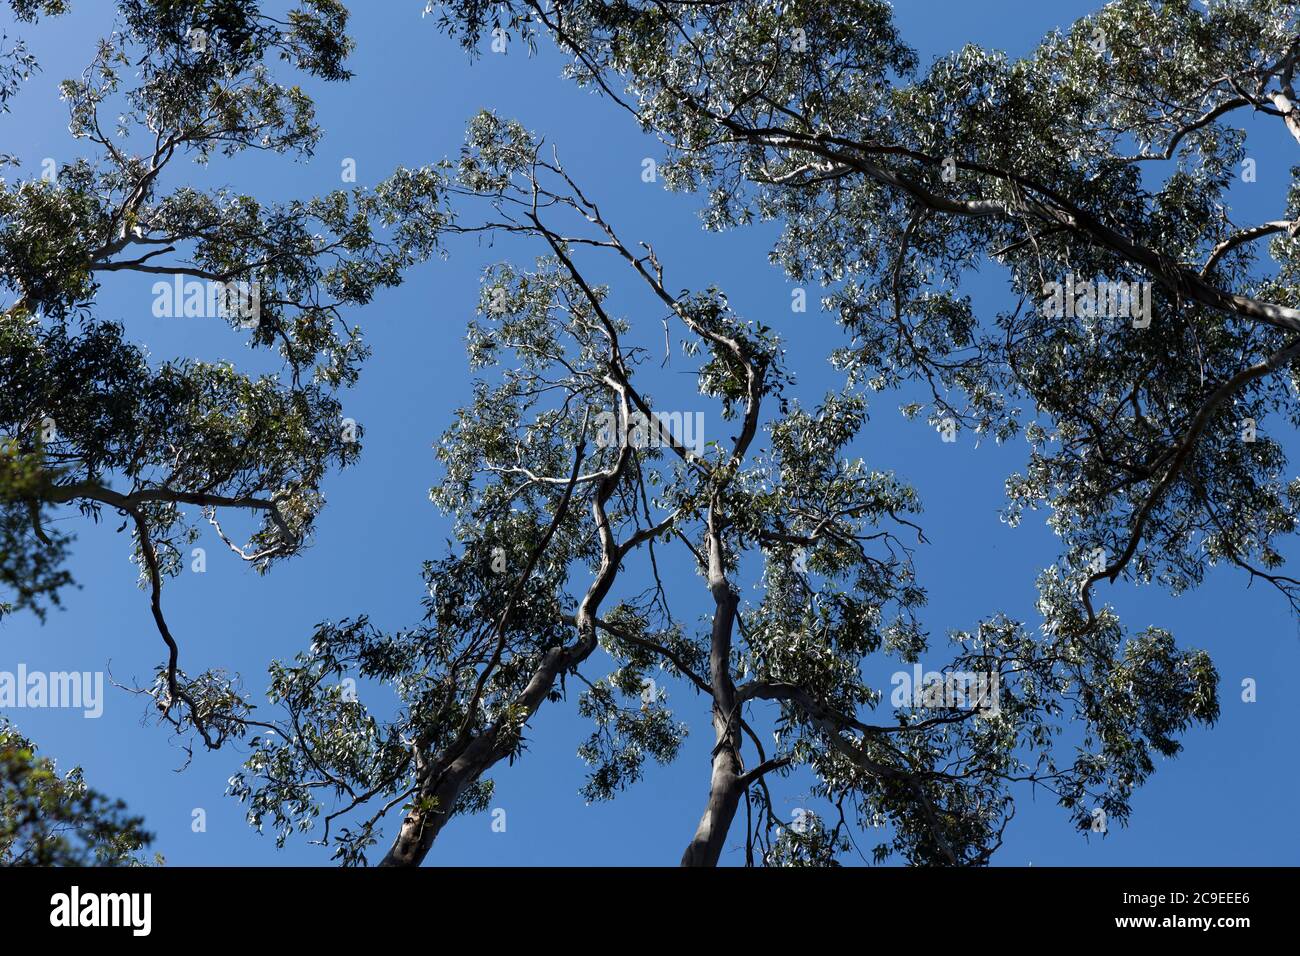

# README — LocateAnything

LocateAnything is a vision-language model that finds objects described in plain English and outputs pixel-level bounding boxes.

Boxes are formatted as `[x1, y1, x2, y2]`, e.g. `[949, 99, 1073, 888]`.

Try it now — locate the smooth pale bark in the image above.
[379, 632, 597, 866]
[1269, 91, 1300, 146]
[680, 523, 745, 867]
[381, 433, 628, 867]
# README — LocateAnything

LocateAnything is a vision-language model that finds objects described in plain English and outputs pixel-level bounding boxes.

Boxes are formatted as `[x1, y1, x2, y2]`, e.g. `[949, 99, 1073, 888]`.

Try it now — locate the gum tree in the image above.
[228, 116, 1218, 867]
[0, 716, 156, 866]
[1, 0, 447, 750]
[0, 0, 1244, 866]
[430, 0, 1300, 630]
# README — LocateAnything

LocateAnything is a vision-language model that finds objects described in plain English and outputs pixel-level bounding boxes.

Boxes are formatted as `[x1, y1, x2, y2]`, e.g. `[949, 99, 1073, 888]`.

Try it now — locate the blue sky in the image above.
[2, 0, 1297, 866]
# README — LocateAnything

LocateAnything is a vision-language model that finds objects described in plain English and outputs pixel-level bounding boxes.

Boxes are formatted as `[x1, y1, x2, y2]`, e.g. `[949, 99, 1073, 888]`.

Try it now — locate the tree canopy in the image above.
[432, 0, 1300, 620]
[1, 717, 155, 866]
[4, 0, 1294, 866]
[1, 0, 446, 743]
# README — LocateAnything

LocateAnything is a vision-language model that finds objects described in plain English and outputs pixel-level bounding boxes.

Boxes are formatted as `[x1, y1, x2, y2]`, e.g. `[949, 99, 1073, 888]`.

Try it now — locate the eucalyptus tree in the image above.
[0, 0, 447, 749]
[0, 716, 156, 865]
[0, 0, 1244, 867]
[226, 114, 1217, 867]
[429, 0, 1300, 627]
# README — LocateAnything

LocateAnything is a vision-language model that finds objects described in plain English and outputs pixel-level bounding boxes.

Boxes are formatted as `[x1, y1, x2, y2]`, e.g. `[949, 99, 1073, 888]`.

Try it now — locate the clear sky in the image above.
[3, 0, 1297, 866]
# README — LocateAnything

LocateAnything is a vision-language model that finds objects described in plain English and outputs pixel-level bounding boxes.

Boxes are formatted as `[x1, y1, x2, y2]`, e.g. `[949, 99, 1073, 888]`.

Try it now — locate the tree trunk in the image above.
[681, 526, 744, 867]
[680, 725, 744, 866]
[380, 481, 622, 867]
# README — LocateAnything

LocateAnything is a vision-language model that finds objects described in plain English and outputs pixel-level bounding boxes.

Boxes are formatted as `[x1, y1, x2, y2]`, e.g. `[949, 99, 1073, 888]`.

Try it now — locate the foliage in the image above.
[228, 115, 1219, 867]
[2, 0, 1267, 867]
[0, 718, 157, 866]
[0, 0, 448, 744]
